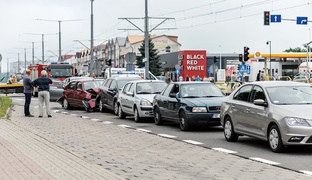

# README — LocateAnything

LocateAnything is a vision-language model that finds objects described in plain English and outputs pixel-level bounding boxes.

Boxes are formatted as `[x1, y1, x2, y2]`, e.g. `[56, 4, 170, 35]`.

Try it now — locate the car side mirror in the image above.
[169, 92, 176, 98]
[254, 99, 268, 107]
[127, 92, 134, 96]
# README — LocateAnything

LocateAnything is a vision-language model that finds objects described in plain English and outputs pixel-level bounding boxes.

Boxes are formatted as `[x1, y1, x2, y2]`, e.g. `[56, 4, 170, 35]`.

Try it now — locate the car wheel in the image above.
[113, 101, 118, 115]
[118, 104, 125, 119]
[63, 98, 70, 110]
[268, 125, 285, 153]
[179, 111, 191, 131]
[154, 107, 163, 125]
[134, 107, 141, 122]
[224, 117, 238, 142]
[85, 106, 93, 112]
[99, 100, 105, 112]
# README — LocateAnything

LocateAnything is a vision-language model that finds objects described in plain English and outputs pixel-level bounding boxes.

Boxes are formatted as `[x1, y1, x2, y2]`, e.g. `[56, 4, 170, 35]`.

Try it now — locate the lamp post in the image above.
[90, 0, 96, 76]
[266, 41, 271, 76]
[36, 18, 83, 62]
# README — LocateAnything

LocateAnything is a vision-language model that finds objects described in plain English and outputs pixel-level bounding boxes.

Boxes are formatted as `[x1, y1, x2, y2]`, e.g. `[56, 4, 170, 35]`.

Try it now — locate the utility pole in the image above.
[36, 18, 83, 62]
[19, 41, 40, 65]
[24, 33, 57, 63]
[118, 1, 174, 79]
[90, 0, 95, 76]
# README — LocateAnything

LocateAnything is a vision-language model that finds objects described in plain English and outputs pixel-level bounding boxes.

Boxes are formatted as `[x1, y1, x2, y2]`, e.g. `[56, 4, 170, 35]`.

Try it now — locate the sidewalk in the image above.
[0, 99, 311, 179]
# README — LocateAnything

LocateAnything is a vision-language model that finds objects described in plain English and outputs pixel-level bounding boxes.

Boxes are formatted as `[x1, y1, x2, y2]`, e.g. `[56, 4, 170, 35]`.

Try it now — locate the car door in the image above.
[66, 81, 76, 105]
[107, 80, 118, 108]
[100, 79, 111, 107]
[166, 84, 180, 121]
[231, 85, 253, 133]
[119, 83, 132, 114]
[75, 81, 86, 107]
[156, 84, 174, 119]
[244, 85, 269, 138]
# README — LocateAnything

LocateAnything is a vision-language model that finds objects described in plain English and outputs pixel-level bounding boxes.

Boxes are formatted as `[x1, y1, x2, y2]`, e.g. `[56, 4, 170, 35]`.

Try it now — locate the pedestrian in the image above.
[165, 72, 171, 84]
[260, 70, 266, 81]
[195, 75, 201, 81]
[23, 70, 34, 117]
[185, 75, 190, 81]
[274, 70, 278, 80]
[231, 71, 237, 89]
[256, 70, 261, 81]
[31, 70, 53, 118]
[179, 75, 183, 82]
[92, 72, 97, 79]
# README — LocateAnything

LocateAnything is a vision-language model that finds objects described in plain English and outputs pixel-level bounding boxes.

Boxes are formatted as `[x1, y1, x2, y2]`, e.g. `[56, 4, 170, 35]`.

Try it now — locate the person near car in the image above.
[230, 71, 237, 90]
[260, 70, 266, 81]
[274, 70, 278, 80]
[23, 70, 34, 117]
[92, 73, 97, 79]
[31, 70, 53, 118]
[179, 75, 183, 82]
[256, 70, 261, 81]
[185, 75, 190, 81]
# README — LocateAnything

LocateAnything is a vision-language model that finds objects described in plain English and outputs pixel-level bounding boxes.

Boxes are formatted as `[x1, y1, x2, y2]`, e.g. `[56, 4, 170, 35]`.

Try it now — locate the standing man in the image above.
[23, 70, 34, 117]
[31, 70, 53, 118]
[92, 72, 97, 79]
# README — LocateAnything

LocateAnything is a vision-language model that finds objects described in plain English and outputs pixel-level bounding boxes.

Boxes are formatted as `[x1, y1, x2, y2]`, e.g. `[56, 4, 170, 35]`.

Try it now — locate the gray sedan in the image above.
[220, 81, 312, 152]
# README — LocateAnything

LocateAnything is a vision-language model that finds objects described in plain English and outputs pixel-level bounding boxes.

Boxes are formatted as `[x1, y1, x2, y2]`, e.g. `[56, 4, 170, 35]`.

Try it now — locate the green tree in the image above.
[284, 46, 311, 52]
[136, 38, 162, 76]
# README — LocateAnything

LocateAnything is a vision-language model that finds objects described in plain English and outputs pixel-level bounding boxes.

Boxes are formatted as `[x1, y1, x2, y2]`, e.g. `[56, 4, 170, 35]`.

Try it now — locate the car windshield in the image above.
[117, 79, 141, 89]
[136, 82, 167, 94]
[50, 68, 72, 78]
[83, 81, 103, 90]
[267, 86, 312, 104]
[180, 83, 224, 98]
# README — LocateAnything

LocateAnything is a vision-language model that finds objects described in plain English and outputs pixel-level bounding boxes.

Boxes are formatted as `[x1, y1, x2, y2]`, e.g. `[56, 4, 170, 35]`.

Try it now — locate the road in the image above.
[10, 94, 312, 175]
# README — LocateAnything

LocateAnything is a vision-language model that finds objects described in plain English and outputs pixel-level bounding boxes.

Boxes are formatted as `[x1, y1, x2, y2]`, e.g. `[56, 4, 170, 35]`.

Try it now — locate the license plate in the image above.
[212, 114, 220, 118]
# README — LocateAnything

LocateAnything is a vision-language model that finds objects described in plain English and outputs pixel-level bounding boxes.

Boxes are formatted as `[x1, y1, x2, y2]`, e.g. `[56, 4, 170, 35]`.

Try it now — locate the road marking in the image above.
[81, 116, 89, 119]
[103, 121, 113, 124]
[136, 128, 151, 133]
[250, 157, 280, 165]
[62, 112, 68, 114]
[91, 119, 102, 122]
[118, 124, 131, 128]
[212, 148, 237, 154]
[299, 170, 312, 176]
[183, 140, 203, 145]
[53, 110, 60, 113]
[158, 134, 177, 139]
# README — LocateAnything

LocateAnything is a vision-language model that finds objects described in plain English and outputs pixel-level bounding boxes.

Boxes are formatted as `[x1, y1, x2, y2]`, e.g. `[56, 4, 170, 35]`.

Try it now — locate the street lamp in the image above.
[90, 0, 96, 76]
[266, 41, 271, 76]
[36, 18, 83, 62]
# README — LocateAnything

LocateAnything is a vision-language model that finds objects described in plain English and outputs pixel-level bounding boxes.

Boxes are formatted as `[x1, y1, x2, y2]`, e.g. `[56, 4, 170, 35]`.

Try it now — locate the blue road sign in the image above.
[175, 69, 180, 75]
[246, 66, 251, 74]
[239, 64, 247, 73]
[270, 15, 281, 23]
[297, 17, 308, 25]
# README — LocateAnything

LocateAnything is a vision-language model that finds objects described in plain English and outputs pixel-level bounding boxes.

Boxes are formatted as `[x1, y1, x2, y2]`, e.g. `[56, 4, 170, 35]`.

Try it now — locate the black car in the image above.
[153, 82, 226, 131]
[97, 75, 142, 114]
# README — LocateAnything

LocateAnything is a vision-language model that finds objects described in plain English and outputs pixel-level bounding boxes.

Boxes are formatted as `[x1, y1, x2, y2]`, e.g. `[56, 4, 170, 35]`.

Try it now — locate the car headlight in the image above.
[285, 117, 311, 127]
[192, 107, 207, 112]
[140, 98, 152, 106]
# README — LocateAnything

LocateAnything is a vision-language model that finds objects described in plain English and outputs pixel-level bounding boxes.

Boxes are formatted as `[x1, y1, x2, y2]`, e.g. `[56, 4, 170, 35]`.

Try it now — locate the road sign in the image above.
[175, 64, 181, 70]
[175, 69, 180, 75]
[246, 65, 251, 74]
[297, 17, 308, 25]
[270, 15, 281, 23]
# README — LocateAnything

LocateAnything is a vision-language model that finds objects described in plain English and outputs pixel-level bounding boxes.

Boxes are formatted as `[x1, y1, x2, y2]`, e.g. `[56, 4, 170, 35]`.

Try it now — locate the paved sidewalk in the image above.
[0, 100, 311, 179]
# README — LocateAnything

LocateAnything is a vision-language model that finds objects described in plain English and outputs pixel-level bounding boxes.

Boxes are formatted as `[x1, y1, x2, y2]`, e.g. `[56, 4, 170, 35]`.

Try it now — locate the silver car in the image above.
[220, 81, 312, 152]
[117, 80, 167, 122]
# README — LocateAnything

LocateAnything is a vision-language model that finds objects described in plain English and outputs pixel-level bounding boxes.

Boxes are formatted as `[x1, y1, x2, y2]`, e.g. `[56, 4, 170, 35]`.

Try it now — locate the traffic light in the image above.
[244, 47, 250, 61]
[106, 59, 112, 66]
[213, 56, 218, 63]
[264, 11, 270, 25]
[238, 54, 243, 61]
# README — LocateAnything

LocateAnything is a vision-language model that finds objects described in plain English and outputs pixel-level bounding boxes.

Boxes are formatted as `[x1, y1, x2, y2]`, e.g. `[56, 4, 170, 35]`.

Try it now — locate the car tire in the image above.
[63, 98, 70, 110]
[224, 117, 238, 142]
[179, 111, 191, 131]
[113, 101, 118, 115]
[154, 107, 163, 125]
[134, 107, 141, 123]
[268, 125, 285, 153]
[99, 100, 105, 112]
[118, 104, 125, 119]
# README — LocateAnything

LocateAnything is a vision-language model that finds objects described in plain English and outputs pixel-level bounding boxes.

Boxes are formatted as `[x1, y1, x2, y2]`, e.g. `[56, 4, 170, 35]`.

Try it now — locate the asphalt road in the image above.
[9, 94, 312, 175]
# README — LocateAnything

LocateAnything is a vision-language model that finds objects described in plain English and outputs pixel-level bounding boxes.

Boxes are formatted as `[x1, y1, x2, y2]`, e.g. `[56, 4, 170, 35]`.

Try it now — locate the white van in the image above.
[298, 62, 312, 73]
[104, 68, 158, 80]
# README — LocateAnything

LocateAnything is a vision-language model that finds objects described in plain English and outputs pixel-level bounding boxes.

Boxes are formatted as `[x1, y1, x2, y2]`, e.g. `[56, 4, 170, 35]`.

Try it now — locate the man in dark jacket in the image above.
[23, 70, 34, 117]
[31, 70, 53, 118]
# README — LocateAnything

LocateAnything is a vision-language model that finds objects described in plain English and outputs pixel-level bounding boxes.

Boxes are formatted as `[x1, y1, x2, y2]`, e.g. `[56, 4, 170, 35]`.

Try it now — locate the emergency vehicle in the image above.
[28, 62, 74, 96]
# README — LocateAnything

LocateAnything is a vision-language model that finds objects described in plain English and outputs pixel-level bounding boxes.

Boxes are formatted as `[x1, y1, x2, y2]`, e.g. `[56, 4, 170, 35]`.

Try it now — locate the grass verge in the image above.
[0, 96, 12, 118]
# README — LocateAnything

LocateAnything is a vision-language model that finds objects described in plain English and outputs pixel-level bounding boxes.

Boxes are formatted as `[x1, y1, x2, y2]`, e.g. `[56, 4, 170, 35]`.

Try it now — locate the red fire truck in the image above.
[28, 62, 74, 96]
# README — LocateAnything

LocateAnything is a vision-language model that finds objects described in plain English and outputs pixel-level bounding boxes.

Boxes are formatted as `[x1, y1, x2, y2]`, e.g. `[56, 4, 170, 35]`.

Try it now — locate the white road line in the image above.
[182, 140, 204, 145]
[81, 116, 89, 119]
[91, 119, 102, 122]
[70, 114, 80, 117]
[118, 124, 131, 128]
[53, 110, 60, 113]
[136, 128, 151, 133]
[62, 112, 68, 114]
[299, 170, 312, 176]
[212, 148, 237, 154]
[158, 134, 177, 139]
[250, 157, 280, 165]
[103, 121, 113, 124]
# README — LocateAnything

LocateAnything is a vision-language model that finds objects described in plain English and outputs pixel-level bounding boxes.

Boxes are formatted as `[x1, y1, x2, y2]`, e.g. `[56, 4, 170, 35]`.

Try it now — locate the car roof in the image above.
[126, 79, 164, 83]
[243, 81, 311, 88]
[107, 76, 142, 80]
[74, 79, 103, 82]
[171, 81, 213, 85]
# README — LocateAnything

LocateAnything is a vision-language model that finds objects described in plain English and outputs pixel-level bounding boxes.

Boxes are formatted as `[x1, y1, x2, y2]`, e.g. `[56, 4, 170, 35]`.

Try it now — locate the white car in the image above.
[117, 80, 167, 122]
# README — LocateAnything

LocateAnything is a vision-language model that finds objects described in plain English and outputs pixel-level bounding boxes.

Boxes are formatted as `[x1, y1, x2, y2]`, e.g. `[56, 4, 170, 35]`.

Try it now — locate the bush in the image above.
[0, 96, 12, 118]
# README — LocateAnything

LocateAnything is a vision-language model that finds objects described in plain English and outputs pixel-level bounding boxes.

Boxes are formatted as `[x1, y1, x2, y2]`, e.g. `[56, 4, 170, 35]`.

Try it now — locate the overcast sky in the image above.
[1, 0, 312, 72]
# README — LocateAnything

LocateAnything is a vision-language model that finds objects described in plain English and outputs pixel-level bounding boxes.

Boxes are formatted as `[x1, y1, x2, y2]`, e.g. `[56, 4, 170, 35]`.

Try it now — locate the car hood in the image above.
[137, 94, 157, 102]
[272, 104, 312, 119]
[181, 97, 225, 106]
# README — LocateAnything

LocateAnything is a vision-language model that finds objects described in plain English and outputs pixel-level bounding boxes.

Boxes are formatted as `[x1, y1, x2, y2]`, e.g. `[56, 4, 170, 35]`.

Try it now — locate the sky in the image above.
[1, 0, 312, 72]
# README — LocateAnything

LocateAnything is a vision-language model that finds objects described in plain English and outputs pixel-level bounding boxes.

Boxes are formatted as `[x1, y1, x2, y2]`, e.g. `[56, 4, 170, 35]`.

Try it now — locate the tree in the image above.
[136, 38, 162, 76]
[284, 45, 311, 52]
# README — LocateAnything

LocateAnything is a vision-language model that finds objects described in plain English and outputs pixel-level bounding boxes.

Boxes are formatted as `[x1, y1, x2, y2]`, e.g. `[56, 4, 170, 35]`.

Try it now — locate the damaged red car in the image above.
[57, 79, 104, 112]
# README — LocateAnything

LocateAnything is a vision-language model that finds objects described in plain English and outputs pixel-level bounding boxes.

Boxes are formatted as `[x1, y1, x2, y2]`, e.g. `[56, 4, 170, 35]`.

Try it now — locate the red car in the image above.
[57, 79, 103, 112]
